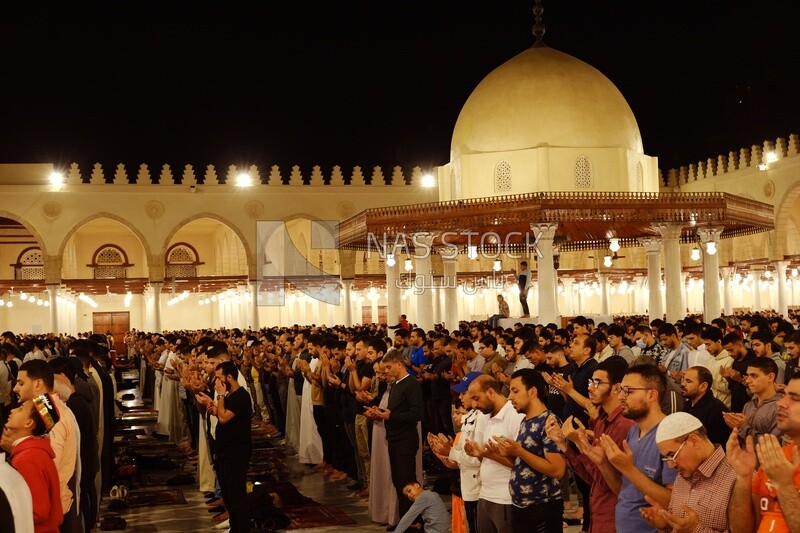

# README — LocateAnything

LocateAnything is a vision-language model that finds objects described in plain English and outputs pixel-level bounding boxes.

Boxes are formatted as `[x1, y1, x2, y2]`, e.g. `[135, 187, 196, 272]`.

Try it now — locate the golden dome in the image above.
[451, 46, 643, 157]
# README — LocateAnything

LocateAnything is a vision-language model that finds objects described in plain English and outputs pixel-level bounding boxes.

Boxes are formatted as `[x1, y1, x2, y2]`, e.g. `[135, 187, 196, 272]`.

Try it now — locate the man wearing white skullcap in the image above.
[640, 412, 736, 532]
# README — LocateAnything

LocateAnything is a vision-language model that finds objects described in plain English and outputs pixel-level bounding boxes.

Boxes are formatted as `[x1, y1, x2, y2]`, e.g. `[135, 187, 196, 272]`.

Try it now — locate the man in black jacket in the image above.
[365, 350, 423, 520]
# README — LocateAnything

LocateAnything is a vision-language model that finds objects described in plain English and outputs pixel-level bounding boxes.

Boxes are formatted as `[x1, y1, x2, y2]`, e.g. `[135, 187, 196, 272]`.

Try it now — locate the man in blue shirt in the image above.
[598, 364, 677, 533]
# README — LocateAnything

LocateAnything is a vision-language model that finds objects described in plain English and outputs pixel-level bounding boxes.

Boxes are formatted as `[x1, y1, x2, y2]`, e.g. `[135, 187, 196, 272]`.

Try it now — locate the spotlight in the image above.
[236, 173, 252, 187]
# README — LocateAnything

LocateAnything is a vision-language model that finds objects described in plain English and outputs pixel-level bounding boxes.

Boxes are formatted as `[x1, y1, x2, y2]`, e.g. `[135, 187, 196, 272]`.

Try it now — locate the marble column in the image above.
[680, 272, 689, 316]
[774, 260, 789, 317]
[634, 275, 647, 315]
[639, 237, 663, 321]
[442, 255, 459, 331]
[414, 233, 435, 332]
[750, 267, 762, 312]
[250, 280, 260, 329]
[151, 282, 163, 332]
[721, 267, 734, 317]
[385, 252, 401, 326]
[597, 273, 609, 317]
[532, 223, 559, 324]
[342, 280, 353, 326]
[561, 277, 574, 317]
[46, 284, 59, 334]
[657, 223, 683, 322]
[698, 228, 722, 322]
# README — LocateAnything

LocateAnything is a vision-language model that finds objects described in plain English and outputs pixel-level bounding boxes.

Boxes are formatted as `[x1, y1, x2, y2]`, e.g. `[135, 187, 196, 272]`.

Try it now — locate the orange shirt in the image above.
[751, 444, 800, 533]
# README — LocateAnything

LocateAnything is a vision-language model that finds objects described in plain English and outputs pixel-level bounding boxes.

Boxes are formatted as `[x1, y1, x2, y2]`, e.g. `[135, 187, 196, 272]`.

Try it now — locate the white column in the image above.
[774, 260, 789, 318]
[657, 223, 683, 322]
[751, 267, 762, 312]
[721, 267, 734, 316]
[442, 256, 459, 331]
[597, 273, 609, 316]
[250, 280, 260, 329]
[46, 284, 59, 334]
[639, 237, 663, 321]
[414, 233, 435, 332]
[680, 272, 689, 316]
[385, 254, 401, 326]
[342, 280, 353, 326]
[561, 277, 574, 317]
[151, 282, 163, 332]
[533, 223, 559, 324]
[698, 228, 722, 322]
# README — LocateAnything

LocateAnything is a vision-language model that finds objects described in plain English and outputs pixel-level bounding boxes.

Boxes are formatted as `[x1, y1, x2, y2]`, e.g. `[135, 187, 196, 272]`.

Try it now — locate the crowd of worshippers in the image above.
[0, 332, 117, 533]
[122, 311, 800, 533]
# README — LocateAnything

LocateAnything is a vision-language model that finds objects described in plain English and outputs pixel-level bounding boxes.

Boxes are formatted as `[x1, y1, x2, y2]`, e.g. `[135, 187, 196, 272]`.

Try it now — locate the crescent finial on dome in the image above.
[532, 0, 546, 47]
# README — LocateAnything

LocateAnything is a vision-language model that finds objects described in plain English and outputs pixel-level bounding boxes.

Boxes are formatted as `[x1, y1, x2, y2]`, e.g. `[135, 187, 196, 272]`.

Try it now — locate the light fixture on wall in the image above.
[493, 259, 502, 272]
[603, 255, 613, 268]
[764, 269, 772, 279]
[49, 171, 64, 188]
[792, 267, 799, 277]
[386, 253, 396, 267]
[236, 173, 252, 187]
[467, 245, 478, 260]
[758, 151, 778, 171]
[608, 238, 620, 253]
[690, 246, 701, 261]
[404, 257, 413, 272]
[705, 241, 717, 255]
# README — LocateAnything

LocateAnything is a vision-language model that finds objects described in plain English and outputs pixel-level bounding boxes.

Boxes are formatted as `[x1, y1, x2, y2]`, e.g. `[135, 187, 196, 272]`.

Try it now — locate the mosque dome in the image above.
[451, 45, 644, 158]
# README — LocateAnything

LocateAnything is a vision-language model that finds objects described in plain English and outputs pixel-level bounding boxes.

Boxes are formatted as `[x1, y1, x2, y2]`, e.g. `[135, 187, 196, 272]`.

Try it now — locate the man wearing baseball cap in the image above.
[640, 412, 736, 532]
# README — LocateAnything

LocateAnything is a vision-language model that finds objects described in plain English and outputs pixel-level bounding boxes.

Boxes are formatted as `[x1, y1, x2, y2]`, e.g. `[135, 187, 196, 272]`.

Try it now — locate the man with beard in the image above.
[680, 366, 730, 446]
[463, 375, 524, 533]
[546, 356, 635, 533]
[720, 333, 757, 413]
[727, 373, 800, 533]
[598, 364, 677, 532]
[491, 369, 565, 532]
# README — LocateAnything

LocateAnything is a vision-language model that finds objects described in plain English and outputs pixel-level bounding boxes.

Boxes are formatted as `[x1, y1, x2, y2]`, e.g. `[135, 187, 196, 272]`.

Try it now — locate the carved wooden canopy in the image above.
[338, 191, 775, 252]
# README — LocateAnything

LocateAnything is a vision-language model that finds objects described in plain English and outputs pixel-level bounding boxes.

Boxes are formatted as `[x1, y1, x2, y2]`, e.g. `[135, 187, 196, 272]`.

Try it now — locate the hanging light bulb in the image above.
[603, 255, 613, 268]
[404, 257, 413, 272]
[690, 246, 701, 261]
[705, 241, 717, 255]
[386, 253, 396, 267]
[493, 259, 502, 272]
[609, 238, 620, 252]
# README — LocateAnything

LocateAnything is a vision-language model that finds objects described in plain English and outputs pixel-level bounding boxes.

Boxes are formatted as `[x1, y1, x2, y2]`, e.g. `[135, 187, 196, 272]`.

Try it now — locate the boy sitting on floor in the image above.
[394, 481, 450, 533]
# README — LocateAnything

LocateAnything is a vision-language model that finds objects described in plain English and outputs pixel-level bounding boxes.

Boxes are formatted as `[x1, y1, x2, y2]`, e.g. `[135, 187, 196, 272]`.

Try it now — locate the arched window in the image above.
[88, 244, 132, 279]
[636, 161, 644, 191]
[12, 247, 44, 280]
[166, 242, 203, 278]
[575, 156, 593, 189]
[494, 161, 512, 193]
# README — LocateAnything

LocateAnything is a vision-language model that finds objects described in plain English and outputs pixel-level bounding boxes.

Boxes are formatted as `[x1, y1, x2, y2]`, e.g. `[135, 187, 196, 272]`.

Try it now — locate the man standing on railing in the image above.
[514, 261, 532, 318]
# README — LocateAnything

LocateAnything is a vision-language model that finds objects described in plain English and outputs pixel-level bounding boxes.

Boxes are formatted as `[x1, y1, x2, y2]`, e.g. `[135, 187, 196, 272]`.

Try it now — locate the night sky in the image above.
[2, 1, 799, 175]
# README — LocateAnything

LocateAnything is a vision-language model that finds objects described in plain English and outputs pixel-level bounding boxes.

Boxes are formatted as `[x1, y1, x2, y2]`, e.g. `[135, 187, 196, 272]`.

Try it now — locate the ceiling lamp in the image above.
[608, 238, 621, 252]
[603, 255, 613, 268]
[690, 246, 701, 261]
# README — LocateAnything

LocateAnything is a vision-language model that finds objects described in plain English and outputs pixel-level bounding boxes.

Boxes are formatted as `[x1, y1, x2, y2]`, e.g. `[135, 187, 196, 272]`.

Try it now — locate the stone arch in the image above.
[58, 212, 153, 260]
[0, 211, 47, 253]
[163, 213, 254, 278]
[774, 180, 800, 257]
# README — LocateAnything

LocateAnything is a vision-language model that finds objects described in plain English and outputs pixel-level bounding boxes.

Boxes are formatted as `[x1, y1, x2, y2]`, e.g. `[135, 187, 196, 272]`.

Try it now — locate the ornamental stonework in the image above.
[245, 200, 265, 219]
[763, 179, 775, 199]
[336, 201, 355, 220]
[41, 201, 62, 220]
[145, 200, 165, 219]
